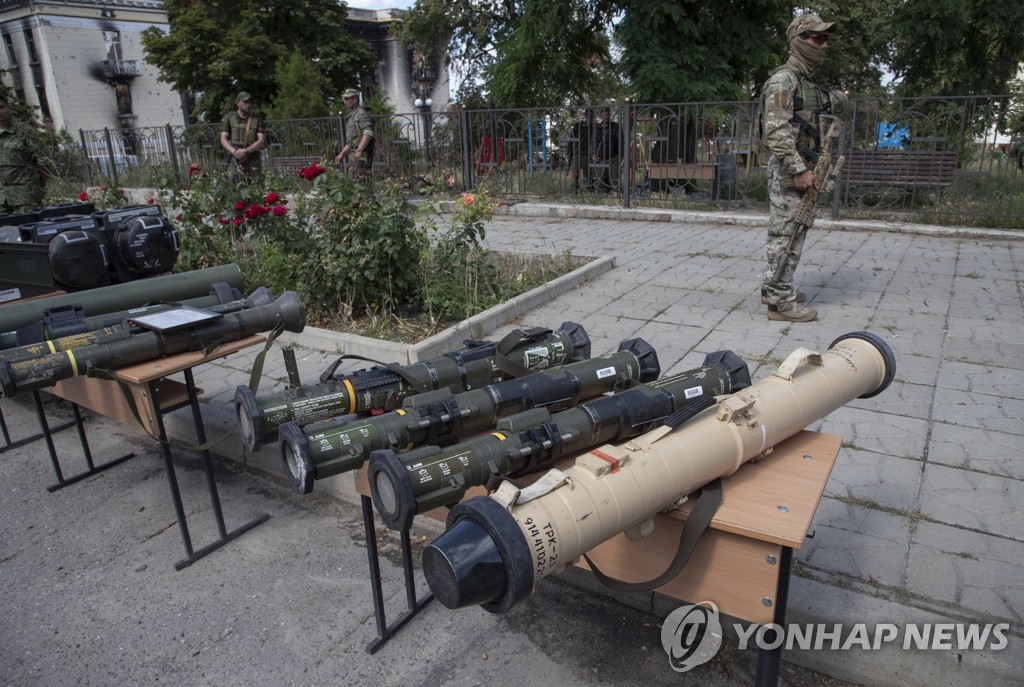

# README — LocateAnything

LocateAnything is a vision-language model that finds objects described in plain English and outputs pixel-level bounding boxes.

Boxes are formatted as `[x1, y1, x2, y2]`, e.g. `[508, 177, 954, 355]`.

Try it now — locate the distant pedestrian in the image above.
[0, 93, 48, 213]
[759, 12, 848, 322]
[220, 91, 266, 183]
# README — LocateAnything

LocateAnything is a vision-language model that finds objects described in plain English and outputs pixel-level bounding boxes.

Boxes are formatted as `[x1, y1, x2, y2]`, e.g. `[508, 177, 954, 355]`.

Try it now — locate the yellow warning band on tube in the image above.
[342, 378, 356, 414]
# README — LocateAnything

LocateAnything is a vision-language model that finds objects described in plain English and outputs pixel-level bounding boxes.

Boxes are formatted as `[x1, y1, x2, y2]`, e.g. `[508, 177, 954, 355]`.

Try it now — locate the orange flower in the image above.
[462, 193, 475, 205]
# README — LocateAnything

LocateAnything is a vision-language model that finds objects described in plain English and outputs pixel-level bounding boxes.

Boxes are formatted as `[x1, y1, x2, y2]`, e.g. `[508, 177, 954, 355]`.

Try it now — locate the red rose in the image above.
[147, 197, 155, 205]
[232, 217, 243, 227]
[79, 192, 89, 201]
[218, 217, 230, 225]
[264, 192, 279, 204]
[272, 205, 287, 217]
[234, 201, 246, 212]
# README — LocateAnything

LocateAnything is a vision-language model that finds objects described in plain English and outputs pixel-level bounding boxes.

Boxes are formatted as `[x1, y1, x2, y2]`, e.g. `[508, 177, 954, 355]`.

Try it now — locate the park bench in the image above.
[843, 149, 958, 189]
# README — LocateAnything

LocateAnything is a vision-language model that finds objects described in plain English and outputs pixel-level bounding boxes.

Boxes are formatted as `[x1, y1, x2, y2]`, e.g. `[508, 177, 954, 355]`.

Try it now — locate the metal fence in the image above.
[78, 94, 1023, 226]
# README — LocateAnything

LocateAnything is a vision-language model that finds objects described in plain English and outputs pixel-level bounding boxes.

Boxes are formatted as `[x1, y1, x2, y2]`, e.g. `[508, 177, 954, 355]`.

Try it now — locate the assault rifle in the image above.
[772, 115, 845, 283]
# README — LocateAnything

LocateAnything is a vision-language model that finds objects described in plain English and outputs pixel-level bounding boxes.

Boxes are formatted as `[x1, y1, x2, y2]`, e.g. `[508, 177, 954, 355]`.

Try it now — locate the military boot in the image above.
[761, 287, 805, 305]
[767, 302, 817, 322]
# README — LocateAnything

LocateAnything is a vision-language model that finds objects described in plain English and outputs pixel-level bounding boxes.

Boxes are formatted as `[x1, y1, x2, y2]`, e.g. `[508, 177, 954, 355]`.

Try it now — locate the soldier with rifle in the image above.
[760, 12, 848, 322]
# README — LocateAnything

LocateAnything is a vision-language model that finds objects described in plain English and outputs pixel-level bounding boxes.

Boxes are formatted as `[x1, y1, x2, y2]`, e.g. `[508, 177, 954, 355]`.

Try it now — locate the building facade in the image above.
[0, 1, 449, 137]
[0, 0, 183, 133]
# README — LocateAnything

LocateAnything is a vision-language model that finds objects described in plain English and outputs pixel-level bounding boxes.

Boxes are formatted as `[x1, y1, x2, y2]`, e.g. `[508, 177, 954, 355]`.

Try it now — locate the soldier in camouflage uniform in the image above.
[760, 12, 846, 322]
[333, 88, 374, 180]
[0, 93, 47, 214]
[220, 91, 266, 183]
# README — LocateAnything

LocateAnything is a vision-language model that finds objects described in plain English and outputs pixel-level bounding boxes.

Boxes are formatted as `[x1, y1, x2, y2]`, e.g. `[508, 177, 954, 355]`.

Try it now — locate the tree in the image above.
[614, 0, 789, 103]
[399, 0, 620, 107]
[142, 0, 375, 122]
[888, 0, 1024, 97]
[263, 49, 331, 120]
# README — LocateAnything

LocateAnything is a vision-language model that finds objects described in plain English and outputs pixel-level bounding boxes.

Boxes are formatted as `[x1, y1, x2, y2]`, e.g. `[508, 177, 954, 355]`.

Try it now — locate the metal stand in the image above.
[361, 494, 433, 653]
[0, 400, 75, 454]
[29, 391, 137, 492]
[754, 545, 793, 687]
[151, 368, 270, 571]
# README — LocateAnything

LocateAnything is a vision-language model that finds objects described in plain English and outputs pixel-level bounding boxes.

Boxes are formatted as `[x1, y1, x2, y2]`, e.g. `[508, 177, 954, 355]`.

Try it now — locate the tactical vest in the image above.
[769, 63, 830, 157]
[226, 112, 261, 146]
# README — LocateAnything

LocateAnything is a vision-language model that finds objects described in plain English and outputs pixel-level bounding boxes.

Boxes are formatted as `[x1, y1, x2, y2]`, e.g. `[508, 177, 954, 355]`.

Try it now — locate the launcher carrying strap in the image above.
[493, 326, 553, 378]
[582, 478, 723, 593]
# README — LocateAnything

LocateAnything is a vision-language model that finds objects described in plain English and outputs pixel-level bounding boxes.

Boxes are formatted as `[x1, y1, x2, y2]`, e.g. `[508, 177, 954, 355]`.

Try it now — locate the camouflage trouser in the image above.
[763, 156, 814, 308]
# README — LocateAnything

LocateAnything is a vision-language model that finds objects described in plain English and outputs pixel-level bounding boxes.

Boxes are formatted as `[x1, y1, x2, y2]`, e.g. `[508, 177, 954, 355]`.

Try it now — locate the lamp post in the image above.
[414, 97, 433, 167]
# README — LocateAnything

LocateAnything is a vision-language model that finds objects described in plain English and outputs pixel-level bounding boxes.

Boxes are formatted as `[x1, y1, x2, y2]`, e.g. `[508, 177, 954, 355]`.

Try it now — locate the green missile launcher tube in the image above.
[367, 351, 750, 530]
[234, 322, 590, 452]
[0, 288, 274, 364]
[0, 291, 305, 398]
[279, 338, 660, 495]
[0, 263, 244, 333]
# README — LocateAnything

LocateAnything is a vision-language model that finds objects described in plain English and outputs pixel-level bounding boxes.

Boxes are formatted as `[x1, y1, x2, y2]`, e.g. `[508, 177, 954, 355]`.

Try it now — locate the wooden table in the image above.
[40, 336, 270, 569]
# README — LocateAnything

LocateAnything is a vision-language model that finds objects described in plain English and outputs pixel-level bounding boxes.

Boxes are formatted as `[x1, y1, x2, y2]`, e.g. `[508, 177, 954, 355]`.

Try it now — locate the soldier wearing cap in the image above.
[333, 88, 374, 179]
[0, 92, 48, 213]
[759, 12, 848, 322]
[220, 91, 266, 182]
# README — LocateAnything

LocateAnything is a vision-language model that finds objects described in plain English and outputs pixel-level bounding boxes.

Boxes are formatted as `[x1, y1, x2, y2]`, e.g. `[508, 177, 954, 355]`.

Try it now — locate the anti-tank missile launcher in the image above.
[0, 291, 305, 398]
[235, 322, 590, 452]
[279, 338, 660, 494]
[0, 287, 274, 364]
[367, 350, 750, 531]
[421, 332, 896, 613]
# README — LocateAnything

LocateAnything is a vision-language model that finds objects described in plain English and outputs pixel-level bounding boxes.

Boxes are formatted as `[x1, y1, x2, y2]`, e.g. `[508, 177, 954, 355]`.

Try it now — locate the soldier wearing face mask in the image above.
[759, 12, 848, 322]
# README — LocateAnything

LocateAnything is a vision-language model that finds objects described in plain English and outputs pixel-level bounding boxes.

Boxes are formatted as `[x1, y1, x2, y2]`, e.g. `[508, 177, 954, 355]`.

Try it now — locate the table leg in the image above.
[361, 494, 433, 654]
[755, 545, 792, 687]
[157, 372, 270, 571]
[31, 391, 135, 492]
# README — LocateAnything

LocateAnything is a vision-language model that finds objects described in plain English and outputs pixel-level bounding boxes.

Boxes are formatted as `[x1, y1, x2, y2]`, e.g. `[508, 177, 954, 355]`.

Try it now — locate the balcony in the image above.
[103, 59, 141, 80]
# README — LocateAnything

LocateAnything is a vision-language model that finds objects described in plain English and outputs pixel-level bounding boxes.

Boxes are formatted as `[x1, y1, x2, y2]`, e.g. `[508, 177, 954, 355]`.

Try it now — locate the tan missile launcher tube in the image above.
[422, 332, 896, 613]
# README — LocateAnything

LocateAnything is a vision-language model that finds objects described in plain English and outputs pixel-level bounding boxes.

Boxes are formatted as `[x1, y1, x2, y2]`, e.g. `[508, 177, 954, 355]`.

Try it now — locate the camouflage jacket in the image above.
[0, 121, 45, 209]
[761, 57, 837, 178]
[343, 105, 374, 146]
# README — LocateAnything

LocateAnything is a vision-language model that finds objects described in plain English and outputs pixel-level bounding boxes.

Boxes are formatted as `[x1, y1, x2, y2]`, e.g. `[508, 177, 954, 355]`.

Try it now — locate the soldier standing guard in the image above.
[220, 91, 267, 183]
[334, 88, 374, 180]
[760, 12, 848, 322]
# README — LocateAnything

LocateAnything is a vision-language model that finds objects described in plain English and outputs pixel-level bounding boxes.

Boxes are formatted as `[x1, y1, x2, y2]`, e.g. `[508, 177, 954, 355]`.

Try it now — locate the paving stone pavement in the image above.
[1, 204, 1021, 687]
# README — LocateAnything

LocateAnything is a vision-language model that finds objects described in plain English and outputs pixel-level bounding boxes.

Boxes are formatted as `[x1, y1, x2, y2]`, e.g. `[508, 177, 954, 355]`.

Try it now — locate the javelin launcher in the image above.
[367, 350, 750, 531]
[421, 332, 895, 612]
[234, 322, 590, 452]
[279, 338, 658, 494]
[0, 291, 306, 398]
